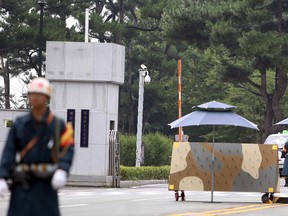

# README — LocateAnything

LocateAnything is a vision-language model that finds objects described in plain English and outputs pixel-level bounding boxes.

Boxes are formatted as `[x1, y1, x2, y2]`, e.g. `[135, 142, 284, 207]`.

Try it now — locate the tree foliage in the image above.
[161, 0, 288, 141]
[2, 0, 288, 143]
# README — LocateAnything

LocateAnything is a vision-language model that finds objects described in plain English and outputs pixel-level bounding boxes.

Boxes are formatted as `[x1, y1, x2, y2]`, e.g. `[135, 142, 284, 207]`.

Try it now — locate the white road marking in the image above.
[60, 204, 89, 208]
[131, 196, 172, 201]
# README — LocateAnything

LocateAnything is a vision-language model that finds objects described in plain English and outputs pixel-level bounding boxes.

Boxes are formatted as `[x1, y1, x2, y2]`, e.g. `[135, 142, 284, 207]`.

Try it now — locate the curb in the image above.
[66, 179, 168, 188]
[120, 180, 168, 188]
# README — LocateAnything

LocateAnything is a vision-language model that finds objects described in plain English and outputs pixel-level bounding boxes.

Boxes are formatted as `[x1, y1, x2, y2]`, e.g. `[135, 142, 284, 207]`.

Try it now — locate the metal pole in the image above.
[211, 125, 215, 203]
[85, 8, 89, 42]
[136, 70, 145, 167]
[178, 59, 182, 142]
[38, 0, 45, 76]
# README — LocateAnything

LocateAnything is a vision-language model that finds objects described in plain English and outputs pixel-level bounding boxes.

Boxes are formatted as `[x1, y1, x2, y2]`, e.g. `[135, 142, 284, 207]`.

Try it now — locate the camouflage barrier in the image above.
[169, 142, 280, 193]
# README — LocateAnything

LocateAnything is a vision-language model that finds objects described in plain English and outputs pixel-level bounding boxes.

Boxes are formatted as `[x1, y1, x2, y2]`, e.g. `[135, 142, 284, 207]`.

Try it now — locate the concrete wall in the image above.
[46, 41, 125, 185]
[0, 110, 29, 155]
[46, 42, 124, 84]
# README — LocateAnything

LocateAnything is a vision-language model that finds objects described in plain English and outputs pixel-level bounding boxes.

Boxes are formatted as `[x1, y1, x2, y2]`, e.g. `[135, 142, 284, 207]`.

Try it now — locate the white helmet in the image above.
[27, 77, 52, 98]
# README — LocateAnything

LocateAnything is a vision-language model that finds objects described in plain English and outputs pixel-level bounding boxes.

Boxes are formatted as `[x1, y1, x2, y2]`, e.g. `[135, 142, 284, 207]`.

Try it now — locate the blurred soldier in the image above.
[0, 77, 74, 216]
[281, 141, 288, 186]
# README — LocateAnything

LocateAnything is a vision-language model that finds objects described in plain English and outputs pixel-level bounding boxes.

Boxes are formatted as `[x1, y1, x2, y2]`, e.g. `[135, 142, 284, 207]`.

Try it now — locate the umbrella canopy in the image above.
[169, 110, 258, 130]
[196, 100, 236, 110]
[275, 118, 288, 125]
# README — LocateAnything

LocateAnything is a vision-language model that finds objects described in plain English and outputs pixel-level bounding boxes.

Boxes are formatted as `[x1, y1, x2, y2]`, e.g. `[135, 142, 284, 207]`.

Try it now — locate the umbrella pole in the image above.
[211, 126, 215, 203]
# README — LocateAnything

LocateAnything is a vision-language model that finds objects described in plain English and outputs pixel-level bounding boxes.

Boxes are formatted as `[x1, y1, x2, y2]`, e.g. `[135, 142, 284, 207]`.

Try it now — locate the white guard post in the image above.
[46, 41, 125, 186]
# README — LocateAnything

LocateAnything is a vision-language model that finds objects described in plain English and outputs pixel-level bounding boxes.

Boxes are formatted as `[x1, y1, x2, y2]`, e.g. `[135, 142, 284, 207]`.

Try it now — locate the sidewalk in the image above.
[67, 178, 167, 188]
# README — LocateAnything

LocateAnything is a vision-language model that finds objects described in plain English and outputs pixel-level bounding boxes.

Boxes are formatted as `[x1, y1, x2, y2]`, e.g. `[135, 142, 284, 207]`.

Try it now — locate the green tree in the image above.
[161, 0, 288, 141]
[79, 0, 180, 134]
[1, 0, 267, 144]
[0, 0, 82, 107]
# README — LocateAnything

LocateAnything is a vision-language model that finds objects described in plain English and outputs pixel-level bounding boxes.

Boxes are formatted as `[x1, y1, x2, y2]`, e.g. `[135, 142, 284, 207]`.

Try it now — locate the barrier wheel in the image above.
[175, 191, 179, 201]
[181, 191, 185, 201]
[261, 193, 269, 203]
[269, 193, 274, 201]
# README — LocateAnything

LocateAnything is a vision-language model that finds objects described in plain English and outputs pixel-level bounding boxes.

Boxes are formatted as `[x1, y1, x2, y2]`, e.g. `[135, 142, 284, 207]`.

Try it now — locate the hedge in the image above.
[120, 165, 170, 180]
[120, 132, 173, 166]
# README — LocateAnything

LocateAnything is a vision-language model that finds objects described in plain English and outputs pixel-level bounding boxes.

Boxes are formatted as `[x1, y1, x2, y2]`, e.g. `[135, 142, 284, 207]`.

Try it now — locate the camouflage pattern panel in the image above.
[168, 142, 279, 193]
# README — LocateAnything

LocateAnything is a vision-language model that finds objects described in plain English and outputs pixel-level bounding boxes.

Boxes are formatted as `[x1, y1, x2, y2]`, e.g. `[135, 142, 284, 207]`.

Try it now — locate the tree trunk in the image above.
[114, 0, 124, 44]
[0, 53, 10, 109]
[127, 41, 135, 134]
[261, 66, 287, 141]
[261, 0, 288, 141]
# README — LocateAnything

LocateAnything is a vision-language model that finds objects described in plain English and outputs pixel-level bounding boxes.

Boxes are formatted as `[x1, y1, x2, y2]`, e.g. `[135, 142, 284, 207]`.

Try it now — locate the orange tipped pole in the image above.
[178, 59, 182, 142]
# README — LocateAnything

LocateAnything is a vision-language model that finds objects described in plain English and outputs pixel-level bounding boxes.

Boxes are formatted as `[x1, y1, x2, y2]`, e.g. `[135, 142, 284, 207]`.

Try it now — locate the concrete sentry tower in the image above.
[46, 41, 125, 186]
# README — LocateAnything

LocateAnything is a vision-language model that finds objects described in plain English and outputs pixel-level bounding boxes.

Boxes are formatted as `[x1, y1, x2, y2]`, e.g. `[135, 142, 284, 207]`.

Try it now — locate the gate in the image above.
[109, 130, 120, 188]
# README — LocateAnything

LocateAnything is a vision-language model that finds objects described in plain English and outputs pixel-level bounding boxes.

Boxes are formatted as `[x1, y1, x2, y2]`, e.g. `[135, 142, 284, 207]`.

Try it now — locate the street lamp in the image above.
[38, 0, 46, 76]
[136, 64, 151, 167]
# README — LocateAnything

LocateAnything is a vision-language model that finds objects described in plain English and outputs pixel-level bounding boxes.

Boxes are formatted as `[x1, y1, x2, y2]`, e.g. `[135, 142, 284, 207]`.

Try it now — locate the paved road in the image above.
[1, 183, 288, 216]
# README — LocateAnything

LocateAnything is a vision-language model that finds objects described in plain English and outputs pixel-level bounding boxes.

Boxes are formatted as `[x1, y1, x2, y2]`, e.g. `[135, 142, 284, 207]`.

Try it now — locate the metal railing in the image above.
[109, 130, 120, 188]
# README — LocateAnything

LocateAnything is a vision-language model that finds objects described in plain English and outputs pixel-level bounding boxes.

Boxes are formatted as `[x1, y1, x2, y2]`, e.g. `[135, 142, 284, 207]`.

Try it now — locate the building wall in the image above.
[0, 110, 29, 156]
[46, 41, 124, 84]
[46, 41, 125, 185]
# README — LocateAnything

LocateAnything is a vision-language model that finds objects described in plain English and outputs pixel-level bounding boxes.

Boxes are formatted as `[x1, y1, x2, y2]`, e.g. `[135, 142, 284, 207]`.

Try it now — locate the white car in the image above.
[264, 133, 288, 175]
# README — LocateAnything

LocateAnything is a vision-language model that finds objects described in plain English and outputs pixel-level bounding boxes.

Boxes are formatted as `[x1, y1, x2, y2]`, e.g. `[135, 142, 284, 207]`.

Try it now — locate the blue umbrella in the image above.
[169, 110, 258, 130]
[169, 100, 258, 129]
[196, 100, 236, 110]
[168, 101, 259, 202]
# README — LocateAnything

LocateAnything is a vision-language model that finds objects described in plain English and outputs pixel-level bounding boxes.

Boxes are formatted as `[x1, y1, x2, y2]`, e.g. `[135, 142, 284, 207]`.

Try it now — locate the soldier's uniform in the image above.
[0, 78, 74, 216]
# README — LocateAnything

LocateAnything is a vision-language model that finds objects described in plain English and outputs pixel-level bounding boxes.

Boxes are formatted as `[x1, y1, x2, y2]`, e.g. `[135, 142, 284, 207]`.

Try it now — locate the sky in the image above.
[0, 75, 27, 108]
